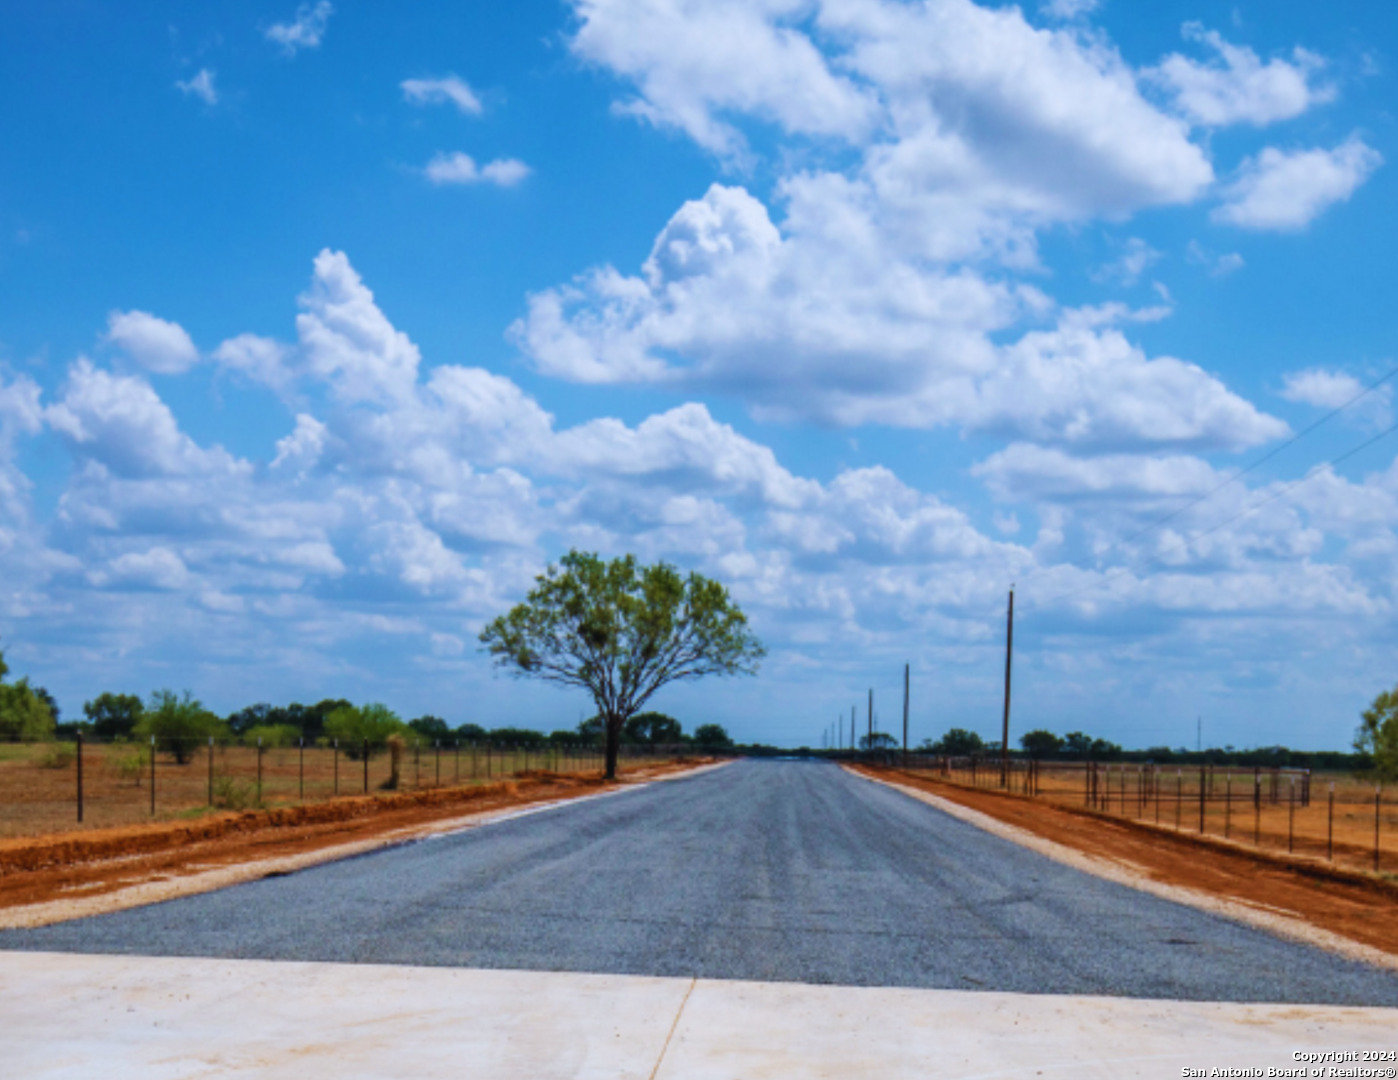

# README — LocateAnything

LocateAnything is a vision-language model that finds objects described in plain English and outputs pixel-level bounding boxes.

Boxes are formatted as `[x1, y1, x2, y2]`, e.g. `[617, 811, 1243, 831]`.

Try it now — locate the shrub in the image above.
[133, 690, 226, 764]
[323, 703, 405, 759]
[212, 775, 258, 810]
[38, 743, 76, 769]
[112, 746, 147, 786]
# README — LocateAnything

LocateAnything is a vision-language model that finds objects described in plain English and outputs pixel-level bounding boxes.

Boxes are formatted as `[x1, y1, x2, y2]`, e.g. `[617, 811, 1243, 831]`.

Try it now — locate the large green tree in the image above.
[1356, 685, 1398, 780]
[480, 551, 764, 779]
[0, 651, 57, 742]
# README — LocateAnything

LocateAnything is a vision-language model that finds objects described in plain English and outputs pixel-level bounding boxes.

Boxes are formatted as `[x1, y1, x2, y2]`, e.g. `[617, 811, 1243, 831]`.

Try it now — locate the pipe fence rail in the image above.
[862, 752, 1391, 877]
[0, 736, 699, 839]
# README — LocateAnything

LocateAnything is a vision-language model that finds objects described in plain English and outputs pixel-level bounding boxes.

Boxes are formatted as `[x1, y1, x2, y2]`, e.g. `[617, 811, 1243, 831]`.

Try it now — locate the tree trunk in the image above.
[604, 714, 622, 780]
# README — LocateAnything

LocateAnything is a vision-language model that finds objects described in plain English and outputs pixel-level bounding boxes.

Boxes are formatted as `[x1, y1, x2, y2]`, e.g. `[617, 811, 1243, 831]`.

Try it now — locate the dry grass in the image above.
[916, 759, 1396, 877]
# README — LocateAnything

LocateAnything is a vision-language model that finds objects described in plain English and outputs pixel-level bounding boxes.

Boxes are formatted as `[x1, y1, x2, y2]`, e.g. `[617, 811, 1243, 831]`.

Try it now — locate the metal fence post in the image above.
[1288, 776, 1296, 854]
[1198, 765, 1206, 834]
[208, 736, 214, 806]
[150, 735, 156, 816]
[1224, 772, 1231, 839]
[1254, 773, 1261, 847]
[76, 732, 84, 823]
[436, 740, 441, 787]
[1376, 787, 1383, 873]
[299, 738, 305, 801]
[333, 739, 339, 796]
[1175, 771, 1182, 831]
[363, 739, 369, 794]
[257, 737, 263, 805]
[1327, 782, 1334, 862]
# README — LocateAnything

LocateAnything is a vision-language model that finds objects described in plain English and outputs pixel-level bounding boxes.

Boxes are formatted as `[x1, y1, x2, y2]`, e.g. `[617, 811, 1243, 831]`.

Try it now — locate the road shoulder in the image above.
[850, 764, 1398, 971]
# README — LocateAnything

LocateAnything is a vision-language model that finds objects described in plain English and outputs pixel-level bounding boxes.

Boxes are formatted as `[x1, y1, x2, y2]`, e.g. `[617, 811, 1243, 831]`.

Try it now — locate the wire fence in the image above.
[0, 737, 698, 839]
[867, 753, 1394, 877]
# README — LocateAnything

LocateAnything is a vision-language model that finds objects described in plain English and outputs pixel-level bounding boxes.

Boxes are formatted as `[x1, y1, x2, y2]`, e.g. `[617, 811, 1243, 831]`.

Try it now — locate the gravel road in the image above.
[4, 760, 1397, 1002]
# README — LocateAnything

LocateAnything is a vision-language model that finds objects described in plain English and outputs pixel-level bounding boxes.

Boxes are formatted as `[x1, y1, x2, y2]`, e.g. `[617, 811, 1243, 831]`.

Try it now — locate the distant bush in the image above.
[241, 724, 301, 748]
[212, 775, 257, 810]
[693, 723, 733, 750]
[134, 690, 226, 764]
[38, 743, 75, 769]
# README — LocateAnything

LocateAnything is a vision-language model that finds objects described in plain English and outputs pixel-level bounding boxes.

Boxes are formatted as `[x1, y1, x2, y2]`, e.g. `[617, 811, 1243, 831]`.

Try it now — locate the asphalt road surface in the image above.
[5, 760, 1397, 1002]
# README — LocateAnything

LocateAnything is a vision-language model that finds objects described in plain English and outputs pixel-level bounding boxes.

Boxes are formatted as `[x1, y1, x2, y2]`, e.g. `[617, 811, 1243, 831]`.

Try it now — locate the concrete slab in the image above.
[2, 951, 1395, 1079]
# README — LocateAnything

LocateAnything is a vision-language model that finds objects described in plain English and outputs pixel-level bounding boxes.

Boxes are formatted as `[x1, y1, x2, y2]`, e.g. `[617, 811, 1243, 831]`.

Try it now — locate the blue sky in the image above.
[2, 0, 1396, 750]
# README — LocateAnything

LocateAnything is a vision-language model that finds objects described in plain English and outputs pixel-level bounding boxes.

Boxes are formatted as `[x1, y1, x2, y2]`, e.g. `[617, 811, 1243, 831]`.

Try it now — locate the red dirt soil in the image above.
[0, 762, 706, 918]
[855, 765, 1398, 960]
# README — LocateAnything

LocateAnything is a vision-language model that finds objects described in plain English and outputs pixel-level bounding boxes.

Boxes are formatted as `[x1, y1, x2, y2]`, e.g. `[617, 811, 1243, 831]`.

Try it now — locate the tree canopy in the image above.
[692, 723, 733, 750]
[480, 551, 763, 777]
[0, 650, 56, 742]
[624, 711, 683, 745]
[1019, 729, 1064, 759]
[929, 728, 985, 756]
[1357, 685, 1398, 780]
[84, 692, 144, 740]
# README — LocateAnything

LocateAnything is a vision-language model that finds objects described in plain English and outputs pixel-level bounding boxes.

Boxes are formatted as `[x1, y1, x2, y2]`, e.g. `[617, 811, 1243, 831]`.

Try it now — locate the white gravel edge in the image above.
[851, 767, 1398, 974]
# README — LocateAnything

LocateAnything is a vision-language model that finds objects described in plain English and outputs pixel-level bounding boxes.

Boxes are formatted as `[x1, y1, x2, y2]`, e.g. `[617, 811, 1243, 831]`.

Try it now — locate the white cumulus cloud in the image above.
[1147, 23, 1333, 127]
[1213, 137, 1382, 230]
[105, 310, 199, 374]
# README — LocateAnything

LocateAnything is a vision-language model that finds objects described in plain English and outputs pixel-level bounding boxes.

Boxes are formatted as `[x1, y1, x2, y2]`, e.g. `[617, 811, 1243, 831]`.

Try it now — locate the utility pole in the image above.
[851, 705, 856, 752]
[1196, 715, 1202, 754]
[903, 663, 910, 767]
[1001, 586, 1014, 789]
[868, 688, 874, 748]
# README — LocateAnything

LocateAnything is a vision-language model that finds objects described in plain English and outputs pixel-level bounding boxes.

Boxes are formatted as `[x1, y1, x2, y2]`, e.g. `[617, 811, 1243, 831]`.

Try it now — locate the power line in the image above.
[1110, 366, 1398, 554]
[960, 365, 1398, 626]
[1023, 415, 1398, 614]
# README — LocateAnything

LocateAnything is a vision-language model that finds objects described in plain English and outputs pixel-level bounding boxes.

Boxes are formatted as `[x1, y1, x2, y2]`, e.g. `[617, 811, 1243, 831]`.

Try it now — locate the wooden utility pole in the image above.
[902, 663, 910, 766]
[1001, 586, 1014, 788]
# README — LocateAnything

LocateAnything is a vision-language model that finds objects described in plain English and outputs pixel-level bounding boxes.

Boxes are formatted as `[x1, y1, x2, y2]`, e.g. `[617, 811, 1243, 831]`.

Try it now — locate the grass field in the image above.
[908, 756, 1396, 877]
[0, 740, 664, 839]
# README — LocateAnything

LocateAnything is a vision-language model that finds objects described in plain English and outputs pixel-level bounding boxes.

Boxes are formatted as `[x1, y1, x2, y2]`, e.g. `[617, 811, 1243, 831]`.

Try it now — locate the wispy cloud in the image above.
[423, 152, 531, 187]
[401, 75, 483, 115]
[266, 1, 333, 56]
[175, 68, 218, 105]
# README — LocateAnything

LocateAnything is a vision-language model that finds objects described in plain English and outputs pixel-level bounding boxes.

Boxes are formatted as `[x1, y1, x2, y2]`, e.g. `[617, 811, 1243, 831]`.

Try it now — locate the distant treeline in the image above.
[910, 726, 1373, 771]
[732, 726, 1375, 772]
[44, 691, 734, 753]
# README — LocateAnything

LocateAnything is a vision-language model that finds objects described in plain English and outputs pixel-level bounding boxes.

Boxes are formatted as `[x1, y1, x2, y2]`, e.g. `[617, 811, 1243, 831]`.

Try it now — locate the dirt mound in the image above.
[0, 759, 715, 925]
